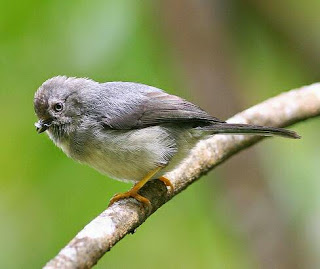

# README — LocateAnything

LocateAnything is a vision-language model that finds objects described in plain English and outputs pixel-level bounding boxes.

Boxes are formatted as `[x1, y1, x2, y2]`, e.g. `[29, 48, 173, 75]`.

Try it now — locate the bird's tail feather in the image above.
[199, 123, 300, 139]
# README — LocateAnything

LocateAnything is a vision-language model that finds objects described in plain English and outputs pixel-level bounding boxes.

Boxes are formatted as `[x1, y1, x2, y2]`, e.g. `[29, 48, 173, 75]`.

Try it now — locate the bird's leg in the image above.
[109, 166, 166, 207]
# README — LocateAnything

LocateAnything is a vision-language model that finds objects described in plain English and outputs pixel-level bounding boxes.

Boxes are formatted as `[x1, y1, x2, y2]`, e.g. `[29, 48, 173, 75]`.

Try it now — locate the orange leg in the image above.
[109, 167, 163, 207]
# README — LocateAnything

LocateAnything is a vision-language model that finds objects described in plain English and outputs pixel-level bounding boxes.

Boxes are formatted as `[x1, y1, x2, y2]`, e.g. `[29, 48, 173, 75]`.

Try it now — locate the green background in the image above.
[1, 0, 319, 268]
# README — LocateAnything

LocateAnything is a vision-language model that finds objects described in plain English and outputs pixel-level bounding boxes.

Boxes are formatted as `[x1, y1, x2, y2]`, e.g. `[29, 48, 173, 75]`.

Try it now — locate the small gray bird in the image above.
[34, 76, 300, 206]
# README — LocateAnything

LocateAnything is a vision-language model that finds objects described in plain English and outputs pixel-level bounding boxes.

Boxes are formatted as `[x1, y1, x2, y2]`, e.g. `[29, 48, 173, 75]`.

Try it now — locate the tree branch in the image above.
[44, 83, 320, 269]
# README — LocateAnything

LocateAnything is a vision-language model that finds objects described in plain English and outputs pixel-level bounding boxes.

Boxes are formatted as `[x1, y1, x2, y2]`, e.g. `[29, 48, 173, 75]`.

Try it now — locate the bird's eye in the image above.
[53, 102, 63, 112]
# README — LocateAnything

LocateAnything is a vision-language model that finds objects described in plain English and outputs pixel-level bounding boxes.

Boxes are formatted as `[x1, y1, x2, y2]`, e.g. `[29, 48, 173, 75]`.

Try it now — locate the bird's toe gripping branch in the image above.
[108, 167, 174, 209]
[109, 190, 152, 208]
[158, 176, 174, 193]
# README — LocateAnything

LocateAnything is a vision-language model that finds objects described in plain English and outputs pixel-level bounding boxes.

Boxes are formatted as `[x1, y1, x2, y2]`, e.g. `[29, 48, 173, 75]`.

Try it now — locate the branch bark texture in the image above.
[44, 84, 320, 269]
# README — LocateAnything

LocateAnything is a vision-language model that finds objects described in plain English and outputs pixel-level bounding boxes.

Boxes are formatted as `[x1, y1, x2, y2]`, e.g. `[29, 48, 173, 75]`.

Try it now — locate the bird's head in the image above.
[34, 76, 97, 140]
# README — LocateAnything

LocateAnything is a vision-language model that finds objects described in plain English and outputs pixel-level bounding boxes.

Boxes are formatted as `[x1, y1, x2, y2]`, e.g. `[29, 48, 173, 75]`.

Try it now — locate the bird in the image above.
[34, 76, 300, 208]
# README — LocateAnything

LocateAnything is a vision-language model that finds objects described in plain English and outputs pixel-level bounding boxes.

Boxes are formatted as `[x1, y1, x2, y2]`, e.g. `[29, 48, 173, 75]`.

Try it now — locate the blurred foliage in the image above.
[0, 0, 319, 268]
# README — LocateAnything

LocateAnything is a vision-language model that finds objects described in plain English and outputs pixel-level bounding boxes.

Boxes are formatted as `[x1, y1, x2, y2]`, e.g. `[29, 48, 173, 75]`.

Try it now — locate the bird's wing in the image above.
[101, 88, 225, 130]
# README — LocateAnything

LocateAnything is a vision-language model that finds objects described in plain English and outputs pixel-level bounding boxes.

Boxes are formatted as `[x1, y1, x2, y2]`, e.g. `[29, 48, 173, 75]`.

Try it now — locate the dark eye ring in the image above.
[53, 102, 63, 112]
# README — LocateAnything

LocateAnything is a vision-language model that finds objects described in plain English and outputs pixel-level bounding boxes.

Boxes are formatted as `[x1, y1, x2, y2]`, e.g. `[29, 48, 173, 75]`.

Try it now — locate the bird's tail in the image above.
[199, 123, 300, 139]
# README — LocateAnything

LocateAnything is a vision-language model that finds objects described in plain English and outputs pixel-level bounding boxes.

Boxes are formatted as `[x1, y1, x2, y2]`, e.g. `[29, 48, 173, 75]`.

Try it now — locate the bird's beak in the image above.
[35, 119, 52, 134]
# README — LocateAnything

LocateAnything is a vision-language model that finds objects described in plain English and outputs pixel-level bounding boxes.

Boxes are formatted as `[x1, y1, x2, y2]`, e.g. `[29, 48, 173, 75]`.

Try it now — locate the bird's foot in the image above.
[108, 167, 170, 212]
[108, 189, 151, 208]
[158, 176, 174, 194]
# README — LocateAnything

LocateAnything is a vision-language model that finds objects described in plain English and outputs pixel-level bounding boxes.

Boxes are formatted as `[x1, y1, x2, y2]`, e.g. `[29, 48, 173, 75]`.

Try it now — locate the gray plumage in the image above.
[34, 76, 300, 182]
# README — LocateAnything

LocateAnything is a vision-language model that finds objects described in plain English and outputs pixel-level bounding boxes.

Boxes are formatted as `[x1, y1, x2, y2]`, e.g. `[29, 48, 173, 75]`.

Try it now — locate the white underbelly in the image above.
[50, 126, 203, 183]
